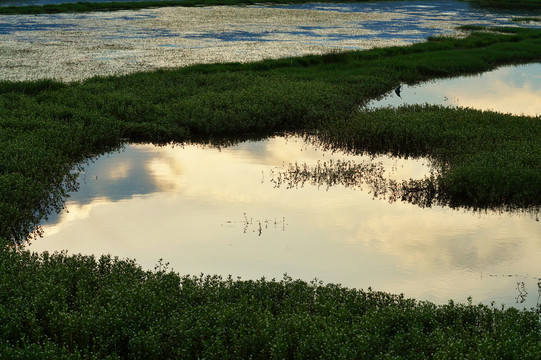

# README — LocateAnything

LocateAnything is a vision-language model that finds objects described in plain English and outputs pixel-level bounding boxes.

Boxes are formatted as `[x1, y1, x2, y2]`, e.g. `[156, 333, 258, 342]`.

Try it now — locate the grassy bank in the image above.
[316, 104, 541, 210]
[0, 0, 540, 15]
[1, 248, 540, 359]
[464, 0, 541, 10]
[1, 27, 541, 243]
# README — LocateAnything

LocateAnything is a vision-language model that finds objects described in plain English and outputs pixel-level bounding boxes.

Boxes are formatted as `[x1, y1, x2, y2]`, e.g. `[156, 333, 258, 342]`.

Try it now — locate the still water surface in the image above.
[33, 133, 541, 310]
[368, 63, 541, 117]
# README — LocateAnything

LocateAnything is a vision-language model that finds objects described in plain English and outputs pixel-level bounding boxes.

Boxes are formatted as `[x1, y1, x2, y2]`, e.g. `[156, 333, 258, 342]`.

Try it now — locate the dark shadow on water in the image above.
[22, 167, 81, 244]
[11, 143, 123, 246]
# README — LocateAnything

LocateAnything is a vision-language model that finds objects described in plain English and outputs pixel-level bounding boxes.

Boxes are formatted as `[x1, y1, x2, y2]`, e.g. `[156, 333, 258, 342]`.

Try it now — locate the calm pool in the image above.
[32, 134, 541, 310]
[367, 63, 541, 117]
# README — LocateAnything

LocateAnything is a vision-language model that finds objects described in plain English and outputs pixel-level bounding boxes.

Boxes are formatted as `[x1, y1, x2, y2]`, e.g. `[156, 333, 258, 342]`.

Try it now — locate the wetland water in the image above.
[0, 0, 540, 82]
[367, 63, 541, 117]
[32, 135, 541, 309]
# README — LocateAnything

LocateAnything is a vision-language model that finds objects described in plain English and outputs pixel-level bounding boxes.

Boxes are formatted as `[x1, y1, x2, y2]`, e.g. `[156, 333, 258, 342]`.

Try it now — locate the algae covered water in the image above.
[1, 0, 540, 82]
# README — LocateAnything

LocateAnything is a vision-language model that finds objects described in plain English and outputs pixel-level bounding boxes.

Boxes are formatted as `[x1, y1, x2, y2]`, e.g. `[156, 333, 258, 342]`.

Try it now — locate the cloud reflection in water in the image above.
[367, 63, 541, 117]
[32, 135, 541, 310]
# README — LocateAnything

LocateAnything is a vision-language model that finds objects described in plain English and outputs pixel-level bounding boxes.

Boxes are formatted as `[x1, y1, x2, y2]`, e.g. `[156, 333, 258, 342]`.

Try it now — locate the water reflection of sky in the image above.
[367, 63, 541, 117]
[33, 136, 541, 310]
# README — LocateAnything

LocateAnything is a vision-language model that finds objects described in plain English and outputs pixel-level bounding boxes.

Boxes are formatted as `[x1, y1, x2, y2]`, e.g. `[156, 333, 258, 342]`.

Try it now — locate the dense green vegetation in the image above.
[317, 105, 541, 210]
[2, 27, 541, 243]
[464, 0, 541, 10]
[1, 249, 541, 359]
[0, 0, 539, 15]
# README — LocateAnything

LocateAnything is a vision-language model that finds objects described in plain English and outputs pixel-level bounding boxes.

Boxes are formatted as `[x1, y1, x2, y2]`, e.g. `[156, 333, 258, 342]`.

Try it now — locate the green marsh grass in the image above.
[512, 16, 541, 23]
[317, 104, 541, 210]
[1, 249, 541, 359]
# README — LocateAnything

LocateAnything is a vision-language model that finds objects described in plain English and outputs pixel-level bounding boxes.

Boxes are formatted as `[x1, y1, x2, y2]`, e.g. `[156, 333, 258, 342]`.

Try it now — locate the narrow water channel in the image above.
[32, 135, 541, 310]
[367, 63, 541, 117]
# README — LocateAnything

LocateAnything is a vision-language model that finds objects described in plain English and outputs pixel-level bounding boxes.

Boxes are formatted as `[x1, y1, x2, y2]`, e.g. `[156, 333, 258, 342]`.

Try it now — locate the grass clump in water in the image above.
[512, 16, 541, 23]
[318, 105, 541, 210]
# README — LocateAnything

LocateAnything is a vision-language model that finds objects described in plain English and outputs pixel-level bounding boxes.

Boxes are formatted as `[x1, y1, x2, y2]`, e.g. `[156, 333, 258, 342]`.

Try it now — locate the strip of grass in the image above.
[1, 248, 540, 359]
[1, 27, 541, 243]
[317, 105, 541, 210]
[512, 16, 541, 23]
[463, 0, 541, 10]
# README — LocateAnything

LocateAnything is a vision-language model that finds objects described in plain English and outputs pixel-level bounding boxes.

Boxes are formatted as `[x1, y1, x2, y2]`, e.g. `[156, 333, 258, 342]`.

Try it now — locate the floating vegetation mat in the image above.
[0, 3, 521, 82]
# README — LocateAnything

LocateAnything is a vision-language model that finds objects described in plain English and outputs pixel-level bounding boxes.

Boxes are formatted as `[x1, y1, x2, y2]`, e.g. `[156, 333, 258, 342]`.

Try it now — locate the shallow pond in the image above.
[32, 134, 541, 310]
[367, 63, 541, 117]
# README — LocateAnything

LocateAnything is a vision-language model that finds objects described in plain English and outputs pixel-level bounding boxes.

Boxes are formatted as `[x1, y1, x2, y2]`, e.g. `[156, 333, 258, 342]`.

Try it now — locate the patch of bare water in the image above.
[31, 135, 541, 310]
[366, 63, 541, 117]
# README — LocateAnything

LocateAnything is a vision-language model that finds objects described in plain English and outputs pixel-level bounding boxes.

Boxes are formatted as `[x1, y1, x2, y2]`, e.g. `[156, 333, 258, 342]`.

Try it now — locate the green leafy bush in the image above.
[0, 248, 540, 359]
